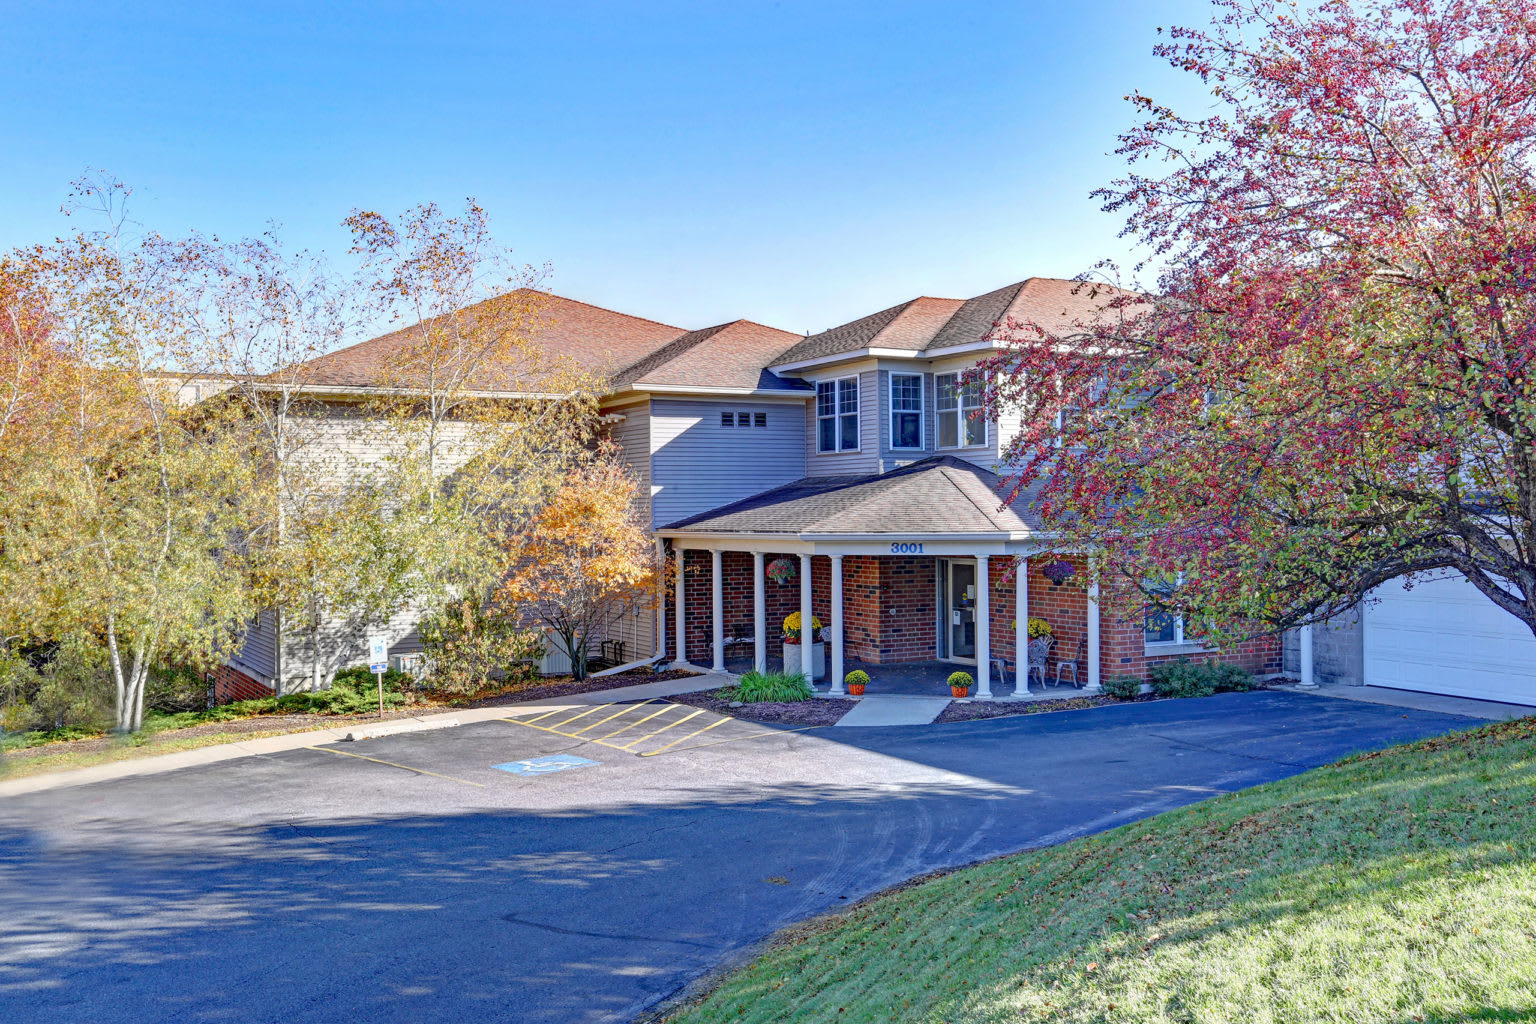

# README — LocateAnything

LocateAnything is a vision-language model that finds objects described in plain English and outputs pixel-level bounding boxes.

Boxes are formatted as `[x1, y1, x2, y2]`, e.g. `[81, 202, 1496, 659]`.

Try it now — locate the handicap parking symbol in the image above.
[493, 754, 600, 777]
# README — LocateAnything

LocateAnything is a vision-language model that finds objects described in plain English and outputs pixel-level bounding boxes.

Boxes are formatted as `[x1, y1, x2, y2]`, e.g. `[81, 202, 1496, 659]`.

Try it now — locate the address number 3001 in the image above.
[890, 542, 924, 554]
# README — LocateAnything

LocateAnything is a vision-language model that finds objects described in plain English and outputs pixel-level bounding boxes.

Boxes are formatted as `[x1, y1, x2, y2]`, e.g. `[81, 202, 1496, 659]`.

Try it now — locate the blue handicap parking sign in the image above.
[493, 754, 600, 777]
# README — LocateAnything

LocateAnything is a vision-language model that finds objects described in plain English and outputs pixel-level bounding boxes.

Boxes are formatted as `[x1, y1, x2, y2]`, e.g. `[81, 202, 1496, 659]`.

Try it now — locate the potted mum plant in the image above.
[844, 669, 869, 696]
[947, 671, 973, 698]
[782, 611, 825, 681]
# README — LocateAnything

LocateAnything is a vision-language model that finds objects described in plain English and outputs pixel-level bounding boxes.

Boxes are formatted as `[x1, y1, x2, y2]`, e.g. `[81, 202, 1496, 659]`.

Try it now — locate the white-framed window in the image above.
[889, 373, 924, 450]
[936, 372, 986, 448]
[816, 377, 860, 453]
[1144, 580, 1183, 645]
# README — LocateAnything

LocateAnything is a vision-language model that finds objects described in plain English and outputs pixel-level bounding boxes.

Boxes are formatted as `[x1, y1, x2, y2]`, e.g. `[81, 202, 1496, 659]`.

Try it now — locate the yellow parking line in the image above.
[306, 746, 486, 787]
[640, 724, 823, 756]
[642, 714, 731, 755]
[522, 706, 576, 724]
[547, 705, 614, 730]
[572, 701, 653, 735]
[619, 707, 705, 750]
[596, 702, 676, 741]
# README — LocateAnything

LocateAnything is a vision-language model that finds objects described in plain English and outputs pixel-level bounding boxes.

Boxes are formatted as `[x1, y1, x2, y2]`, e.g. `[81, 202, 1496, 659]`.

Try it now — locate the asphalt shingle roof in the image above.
[610, 320, 810, 392]
[770, 277, 1138, 368]
[293, 290, 689, 391]
[660, 456, 1042, 536]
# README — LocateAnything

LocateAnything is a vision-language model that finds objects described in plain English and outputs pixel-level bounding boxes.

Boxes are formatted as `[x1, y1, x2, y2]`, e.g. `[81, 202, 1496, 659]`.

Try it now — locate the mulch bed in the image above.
[2, 668, 705, 763]
[0, 705, 441, 763]
[935, 692, 1162, 723]
[668, 689, 858, 727]
[449, 668, 701, 708]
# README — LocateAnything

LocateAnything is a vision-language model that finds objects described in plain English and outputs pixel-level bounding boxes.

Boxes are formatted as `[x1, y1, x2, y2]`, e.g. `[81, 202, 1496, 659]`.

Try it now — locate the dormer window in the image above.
[816, 377, 859, 453]
[936, 373, 986, 448]
[890, 373, 924, 450]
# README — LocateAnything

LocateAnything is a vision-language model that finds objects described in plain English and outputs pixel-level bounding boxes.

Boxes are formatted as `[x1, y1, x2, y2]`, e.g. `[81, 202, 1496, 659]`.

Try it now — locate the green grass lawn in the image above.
[664, 717, 1536, 1024]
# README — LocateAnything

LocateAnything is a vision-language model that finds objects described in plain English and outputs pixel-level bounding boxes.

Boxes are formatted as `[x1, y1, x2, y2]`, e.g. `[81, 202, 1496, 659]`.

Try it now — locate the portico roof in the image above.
[657, 456, 1042, 538]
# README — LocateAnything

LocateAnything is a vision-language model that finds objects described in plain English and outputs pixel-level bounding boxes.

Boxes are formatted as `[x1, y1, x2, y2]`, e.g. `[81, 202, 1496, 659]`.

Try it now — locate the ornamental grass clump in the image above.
[730, 670, 812, 703]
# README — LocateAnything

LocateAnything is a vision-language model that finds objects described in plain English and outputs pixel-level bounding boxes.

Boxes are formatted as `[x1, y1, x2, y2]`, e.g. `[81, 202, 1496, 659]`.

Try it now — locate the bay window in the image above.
[936, 372, 986, 448]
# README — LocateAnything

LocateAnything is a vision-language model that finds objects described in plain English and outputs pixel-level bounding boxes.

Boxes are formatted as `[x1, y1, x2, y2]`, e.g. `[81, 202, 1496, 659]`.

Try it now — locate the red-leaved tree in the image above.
[989, 0, 1536, 640]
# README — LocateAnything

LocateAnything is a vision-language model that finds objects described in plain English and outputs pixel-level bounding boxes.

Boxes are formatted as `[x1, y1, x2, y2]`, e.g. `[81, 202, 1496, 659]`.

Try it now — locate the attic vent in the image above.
[722, 411, 769, 428]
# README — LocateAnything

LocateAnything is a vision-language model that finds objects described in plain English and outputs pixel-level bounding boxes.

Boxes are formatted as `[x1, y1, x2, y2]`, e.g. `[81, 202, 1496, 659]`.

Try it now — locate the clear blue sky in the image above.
[1, 1, 1214, 335]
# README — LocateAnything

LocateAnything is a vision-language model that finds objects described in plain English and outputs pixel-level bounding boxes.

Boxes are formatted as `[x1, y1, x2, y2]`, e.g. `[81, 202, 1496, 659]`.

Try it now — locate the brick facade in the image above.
[674, 546, 1280, 683]
[212, 663, 271, 704]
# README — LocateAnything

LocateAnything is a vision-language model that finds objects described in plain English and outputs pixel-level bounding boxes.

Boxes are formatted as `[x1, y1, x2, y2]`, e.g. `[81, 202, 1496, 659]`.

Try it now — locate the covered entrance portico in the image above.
[653, 458, 1104, 699]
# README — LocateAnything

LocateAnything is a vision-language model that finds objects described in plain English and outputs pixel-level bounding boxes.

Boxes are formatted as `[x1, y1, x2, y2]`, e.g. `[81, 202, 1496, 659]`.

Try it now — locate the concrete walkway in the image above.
[834, 694, 952, 727]
[514, 671, 731, 705]
[1276, 682, 1536, 721]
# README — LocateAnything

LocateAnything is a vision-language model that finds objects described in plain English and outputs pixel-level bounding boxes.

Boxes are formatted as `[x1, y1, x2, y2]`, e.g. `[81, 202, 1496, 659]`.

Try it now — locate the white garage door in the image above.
[1364, 572, 1536, 705]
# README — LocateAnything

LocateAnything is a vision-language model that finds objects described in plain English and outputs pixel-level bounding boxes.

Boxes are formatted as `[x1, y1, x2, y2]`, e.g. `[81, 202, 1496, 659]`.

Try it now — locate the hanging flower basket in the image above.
[766, 557, 797, 584]
[1042, 559, 1076, 587]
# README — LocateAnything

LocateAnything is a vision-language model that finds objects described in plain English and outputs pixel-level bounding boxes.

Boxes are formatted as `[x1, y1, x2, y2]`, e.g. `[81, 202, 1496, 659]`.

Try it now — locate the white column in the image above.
[829, 554, 845, 694]
[799, 553, 814, 681]
[1015, 555, 1029, 697]
[674, 547, 688, 667]
[711, 549, 725, 672]
[1298, 624, 1316, 687]
[752, 551, 767, 673]
[976, 555, 992, 699]
[655, 539, 667, 660]
[1086, 567, 1102, 692]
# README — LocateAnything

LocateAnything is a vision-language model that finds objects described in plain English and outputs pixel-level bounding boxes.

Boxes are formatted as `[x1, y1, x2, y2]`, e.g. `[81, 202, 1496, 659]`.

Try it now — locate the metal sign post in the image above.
[368, 636, 388, 717]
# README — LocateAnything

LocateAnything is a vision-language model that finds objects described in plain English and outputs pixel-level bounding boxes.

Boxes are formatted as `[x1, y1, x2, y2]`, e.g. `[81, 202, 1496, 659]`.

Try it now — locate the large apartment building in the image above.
[218, 279, 1281, 701]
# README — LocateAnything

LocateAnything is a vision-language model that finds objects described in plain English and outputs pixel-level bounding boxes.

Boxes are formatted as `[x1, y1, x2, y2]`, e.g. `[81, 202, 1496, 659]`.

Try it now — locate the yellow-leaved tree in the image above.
[496, 461, 657, 681]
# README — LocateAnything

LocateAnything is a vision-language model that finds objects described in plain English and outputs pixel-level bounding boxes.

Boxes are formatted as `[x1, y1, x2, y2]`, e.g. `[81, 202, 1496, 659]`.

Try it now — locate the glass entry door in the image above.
[948, 561, 977, 662]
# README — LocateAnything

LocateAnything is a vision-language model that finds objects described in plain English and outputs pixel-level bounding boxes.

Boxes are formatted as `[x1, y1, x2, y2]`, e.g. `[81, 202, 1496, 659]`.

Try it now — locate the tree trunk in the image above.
[105, 617, 129, 732]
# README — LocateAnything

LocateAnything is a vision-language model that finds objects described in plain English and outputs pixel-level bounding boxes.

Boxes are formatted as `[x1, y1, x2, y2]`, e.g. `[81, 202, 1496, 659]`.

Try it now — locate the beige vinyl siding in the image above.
[609, 601, 656, 662]
[286, 402, 485, 483]
[805, 370, 878, 476]
[650, 398, 806, 527]
[261, 401, 495, 691]
[277, 602, 426, 693]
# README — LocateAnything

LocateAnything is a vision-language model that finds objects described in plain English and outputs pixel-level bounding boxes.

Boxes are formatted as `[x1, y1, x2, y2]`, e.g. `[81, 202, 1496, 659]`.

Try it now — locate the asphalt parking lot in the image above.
[0, 691, 1480, 1024]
